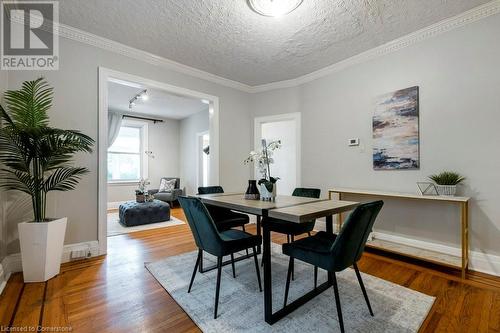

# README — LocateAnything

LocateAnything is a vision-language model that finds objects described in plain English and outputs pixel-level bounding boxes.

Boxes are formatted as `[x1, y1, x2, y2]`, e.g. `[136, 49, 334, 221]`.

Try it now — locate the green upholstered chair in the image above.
[265, 188, 321, 279]
[198, 186, 250, 232]
[178, 196, 262, 319]
[282, 200, 384, 333]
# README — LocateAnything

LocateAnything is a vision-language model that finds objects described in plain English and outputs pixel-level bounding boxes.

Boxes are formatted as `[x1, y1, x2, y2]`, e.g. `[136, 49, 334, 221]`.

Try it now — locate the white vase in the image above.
[435, 185, 457, 196]
[18, 217, 67, 282]
[259, 183, 276, 201]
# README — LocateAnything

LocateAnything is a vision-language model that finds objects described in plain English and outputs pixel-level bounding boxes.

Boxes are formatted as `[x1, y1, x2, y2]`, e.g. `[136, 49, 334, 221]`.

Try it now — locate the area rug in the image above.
[107, 212, 184, 236]
[146, 244, 435, 332]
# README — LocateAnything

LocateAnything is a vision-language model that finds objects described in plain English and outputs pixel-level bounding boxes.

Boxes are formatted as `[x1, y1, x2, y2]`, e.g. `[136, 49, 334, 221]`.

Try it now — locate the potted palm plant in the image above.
[0, 78, 94, 282]
[429, 171, 465, 196]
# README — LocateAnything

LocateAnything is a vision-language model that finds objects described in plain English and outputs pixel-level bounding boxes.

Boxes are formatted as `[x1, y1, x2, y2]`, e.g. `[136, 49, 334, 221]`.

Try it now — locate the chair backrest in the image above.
[178, 196, 223, 256]
[330, 200, 384, 271]
[161, 177, 180, 189]
[198, 186, 224, 195]
[292, 188, 321, 199]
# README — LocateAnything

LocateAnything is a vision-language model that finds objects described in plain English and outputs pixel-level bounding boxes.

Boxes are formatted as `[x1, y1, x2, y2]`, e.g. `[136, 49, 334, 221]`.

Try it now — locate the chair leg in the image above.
[354, 262, 374, 316]
[283, 257, 293, 307]
[230, 253, 236, 278]
[287, 234, 290, 243]
[198, 250, 204, 273]
[308, 232, 312, 237]
[252, 246, 262, 292]
[188, 249, 201, 293]
[214, 256, 223, 319]
[314, 266, 318, 289]
[331, 272, 345, 333]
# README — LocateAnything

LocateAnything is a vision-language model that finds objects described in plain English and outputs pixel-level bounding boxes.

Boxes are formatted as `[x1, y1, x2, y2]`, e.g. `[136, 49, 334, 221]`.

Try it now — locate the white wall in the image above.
[107, 117, 180, 203]
[180, 109, 209, 195]
[4, 36, 252, 253]
[251, 14, 500, 256]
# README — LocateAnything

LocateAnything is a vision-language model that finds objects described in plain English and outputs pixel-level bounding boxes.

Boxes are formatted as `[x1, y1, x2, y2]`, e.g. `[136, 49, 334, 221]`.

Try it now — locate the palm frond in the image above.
[3, 78, 51, 129]
[43, 167, 89, 192]
[0, 169, 35, 195]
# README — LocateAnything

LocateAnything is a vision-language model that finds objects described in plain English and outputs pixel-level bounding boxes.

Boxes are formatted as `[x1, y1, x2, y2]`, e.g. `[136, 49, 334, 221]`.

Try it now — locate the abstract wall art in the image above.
[373, 86, 419, 170]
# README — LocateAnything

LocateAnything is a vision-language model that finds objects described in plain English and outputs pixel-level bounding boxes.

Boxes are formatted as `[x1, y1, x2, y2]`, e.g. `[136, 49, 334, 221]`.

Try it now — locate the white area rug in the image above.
[107, 212, 184, 236]
[146, 244, 435, 332]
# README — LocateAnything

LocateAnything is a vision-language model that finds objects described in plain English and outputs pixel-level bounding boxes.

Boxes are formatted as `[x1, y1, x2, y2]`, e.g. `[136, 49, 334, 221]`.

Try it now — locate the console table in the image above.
[328, 188, 471, 278]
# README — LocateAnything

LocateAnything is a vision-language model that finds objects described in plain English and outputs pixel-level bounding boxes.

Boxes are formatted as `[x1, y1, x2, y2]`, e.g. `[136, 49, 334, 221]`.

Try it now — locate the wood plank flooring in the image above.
[1, 207, 500, 332]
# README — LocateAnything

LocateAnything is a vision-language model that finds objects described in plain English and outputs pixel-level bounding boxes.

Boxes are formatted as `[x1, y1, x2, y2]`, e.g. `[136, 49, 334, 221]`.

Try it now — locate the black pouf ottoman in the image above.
[119, 200, 171, 227]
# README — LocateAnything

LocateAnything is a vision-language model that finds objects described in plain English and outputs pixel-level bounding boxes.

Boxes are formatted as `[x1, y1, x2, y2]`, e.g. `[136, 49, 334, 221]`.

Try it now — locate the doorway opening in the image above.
[98, 68, 220, 254]
[197, 131, 210, 189]
[254, 113, 301, 196]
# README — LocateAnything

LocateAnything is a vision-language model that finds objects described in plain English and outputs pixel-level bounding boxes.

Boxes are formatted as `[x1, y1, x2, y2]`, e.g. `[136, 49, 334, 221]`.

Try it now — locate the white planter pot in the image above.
[18, 217, 67, 282]
[436, 185, 457, 196]
[259, 183, 276, 201]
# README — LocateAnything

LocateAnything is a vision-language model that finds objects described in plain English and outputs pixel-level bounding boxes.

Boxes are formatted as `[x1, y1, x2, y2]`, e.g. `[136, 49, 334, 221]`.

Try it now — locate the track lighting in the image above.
[129, 89, 148, 109]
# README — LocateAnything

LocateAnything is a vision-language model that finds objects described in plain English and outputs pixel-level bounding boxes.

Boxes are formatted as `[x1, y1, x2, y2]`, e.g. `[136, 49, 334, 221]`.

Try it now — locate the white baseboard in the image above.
[372, 232, 500, 277]
[107, 201, 127, 210]
[0, 240, 100, 287]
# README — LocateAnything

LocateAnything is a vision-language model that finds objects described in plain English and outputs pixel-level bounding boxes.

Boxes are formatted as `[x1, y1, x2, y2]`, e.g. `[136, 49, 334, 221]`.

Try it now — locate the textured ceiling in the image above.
[59, 0, 490, 85]
[108, 81, 207, 120]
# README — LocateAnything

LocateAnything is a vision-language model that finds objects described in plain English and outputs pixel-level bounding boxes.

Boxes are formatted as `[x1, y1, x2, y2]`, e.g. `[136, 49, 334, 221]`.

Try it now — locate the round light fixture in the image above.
[248, 0, 303, 17]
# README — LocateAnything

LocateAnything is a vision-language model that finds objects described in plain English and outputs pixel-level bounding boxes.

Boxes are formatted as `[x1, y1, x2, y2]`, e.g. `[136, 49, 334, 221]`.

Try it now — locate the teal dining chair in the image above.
[178, 196, 262, 319]
[282, 200, 384, 333]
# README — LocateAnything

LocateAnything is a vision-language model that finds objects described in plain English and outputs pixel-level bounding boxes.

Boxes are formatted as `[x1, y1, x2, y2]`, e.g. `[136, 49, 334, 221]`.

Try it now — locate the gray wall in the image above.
[179, 109, 209, 195]
[107, 116, 180, 203]
[251, 14, 500, 255]
[4, 36, 252, 253]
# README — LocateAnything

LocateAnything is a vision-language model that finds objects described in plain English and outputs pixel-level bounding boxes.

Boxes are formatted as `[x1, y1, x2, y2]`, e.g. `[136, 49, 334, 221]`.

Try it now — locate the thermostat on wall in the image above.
[348, 138, 360, 146]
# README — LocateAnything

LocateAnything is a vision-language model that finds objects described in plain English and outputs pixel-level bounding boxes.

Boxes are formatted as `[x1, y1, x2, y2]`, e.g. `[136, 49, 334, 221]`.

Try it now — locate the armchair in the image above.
[149, 177, 183, 207]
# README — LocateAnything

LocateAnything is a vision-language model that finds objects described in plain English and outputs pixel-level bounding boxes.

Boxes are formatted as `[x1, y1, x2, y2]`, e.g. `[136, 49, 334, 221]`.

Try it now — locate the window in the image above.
[107, 121, 148, 182]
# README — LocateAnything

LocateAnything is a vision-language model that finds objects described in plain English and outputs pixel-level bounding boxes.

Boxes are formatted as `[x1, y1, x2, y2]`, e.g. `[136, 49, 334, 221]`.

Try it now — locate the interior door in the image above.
[255, 113, 300, 196]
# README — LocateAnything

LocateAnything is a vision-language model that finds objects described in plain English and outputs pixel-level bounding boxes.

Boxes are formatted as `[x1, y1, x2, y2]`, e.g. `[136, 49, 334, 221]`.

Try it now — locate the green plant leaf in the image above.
[428, 171, 465, 185]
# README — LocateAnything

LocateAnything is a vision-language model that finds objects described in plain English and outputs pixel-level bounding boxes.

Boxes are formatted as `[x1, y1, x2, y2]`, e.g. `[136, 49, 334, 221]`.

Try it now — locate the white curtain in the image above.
[108, 112, 123, 148]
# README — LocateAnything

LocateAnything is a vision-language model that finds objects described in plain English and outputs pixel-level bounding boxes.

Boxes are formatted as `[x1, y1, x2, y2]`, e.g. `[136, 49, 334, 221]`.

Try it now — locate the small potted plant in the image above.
[135, 178, 150, 202]
[0, 78, 94, 282]
[429, 171, 465, 196]
[244, 139, 281, 201]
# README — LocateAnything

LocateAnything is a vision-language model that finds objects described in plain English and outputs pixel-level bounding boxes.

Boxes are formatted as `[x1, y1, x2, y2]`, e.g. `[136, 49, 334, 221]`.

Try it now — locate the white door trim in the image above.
[253, 112, 301, 188]
[195, 130, 210, 190]
[98, 67, 220, 255]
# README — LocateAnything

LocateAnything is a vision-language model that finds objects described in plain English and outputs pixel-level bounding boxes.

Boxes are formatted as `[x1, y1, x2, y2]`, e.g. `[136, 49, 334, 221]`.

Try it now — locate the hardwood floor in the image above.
[1, 207, 500, 332]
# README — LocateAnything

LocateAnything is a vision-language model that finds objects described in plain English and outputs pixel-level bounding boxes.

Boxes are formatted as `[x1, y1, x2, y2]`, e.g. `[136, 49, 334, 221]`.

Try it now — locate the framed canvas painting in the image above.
[373, 86, 419, 170]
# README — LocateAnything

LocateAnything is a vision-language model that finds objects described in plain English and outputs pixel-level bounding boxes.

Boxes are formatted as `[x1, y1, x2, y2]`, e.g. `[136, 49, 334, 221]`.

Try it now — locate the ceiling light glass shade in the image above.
[248, 0, 303, 17]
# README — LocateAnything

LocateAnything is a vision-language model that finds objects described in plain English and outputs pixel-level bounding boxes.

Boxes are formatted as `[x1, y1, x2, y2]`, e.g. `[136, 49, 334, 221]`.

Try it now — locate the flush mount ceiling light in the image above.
[248, 0, 303, 17]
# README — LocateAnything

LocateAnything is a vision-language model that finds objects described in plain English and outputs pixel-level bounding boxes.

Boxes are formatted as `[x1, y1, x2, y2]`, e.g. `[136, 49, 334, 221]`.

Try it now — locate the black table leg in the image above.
[256, 215, 262, 254]
[262, 215, 273, 324]
[326, 215, 333, 234]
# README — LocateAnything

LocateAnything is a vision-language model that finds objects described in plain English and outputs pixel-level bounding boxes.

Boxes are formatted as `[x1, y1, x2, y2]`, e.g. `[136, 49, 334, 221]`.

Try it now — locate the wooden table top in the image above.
[268, 199, 360, 223]
[329, 187, 470, 203]
[197, 193, 325, 215]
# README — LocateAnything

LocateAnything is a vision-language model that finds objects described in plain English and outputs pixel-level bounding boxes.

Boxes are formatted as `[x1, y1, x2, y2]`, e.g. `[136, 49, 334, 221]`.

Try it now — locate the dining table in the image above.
[197, 193, 359, 325]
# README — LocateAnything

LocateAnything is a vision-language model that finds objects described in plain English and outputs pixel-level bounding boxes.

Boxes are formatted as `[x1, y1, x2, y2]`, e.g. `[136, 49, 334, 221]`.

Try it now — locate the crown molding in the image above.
[23, 0, 500, 93]
[248, 0, 500, 93]
[55, 23, 254, 93]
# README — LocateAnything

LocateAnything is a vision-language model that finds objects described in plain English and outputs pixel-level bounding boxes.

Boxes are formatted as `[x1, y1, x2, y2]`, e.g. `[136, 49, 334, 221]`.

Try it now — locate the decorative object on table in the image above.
[416, 182, 438, 196]
[136, 178, 150, 203]
[373, 86, 419, 170]
[428, 171, 465, 196]
[0, 78, 94, 282]
[244, 139, 281, 201]
[244, 180, 260, 200]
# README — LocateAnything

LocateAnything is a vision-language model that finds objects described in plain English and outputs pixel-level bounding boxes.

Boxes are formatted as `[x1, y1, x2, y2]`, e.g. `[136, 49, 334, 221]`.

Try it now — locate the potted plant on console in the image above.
[244, 139, 281, 201]
[0, 78, 94, 282]
[429, 171, 465, 196]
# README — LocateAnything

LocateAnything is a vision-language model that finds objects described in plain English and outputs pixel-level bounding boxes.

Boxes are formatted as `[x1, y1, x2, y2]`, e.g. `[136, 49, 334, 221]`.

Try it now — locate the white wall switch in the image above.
[348, 138, 359, 146]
